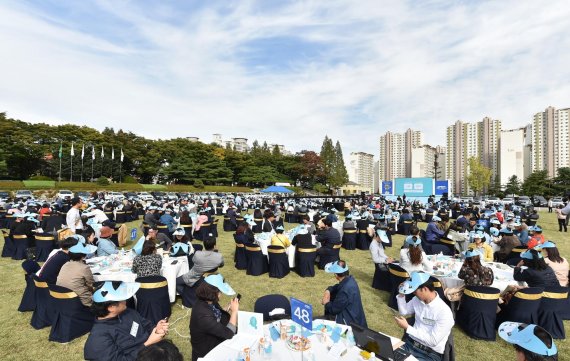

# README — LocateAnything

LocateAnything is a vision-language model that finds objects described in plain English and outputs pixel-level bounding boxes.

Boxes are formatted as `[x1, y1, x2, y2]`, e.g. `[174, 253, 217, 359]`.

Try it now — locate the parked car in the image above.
[75, 191, 91, 201]
[123, 192, 138, 200]
[0, 191, 10, 202]
[137, 192, 154, 201]
[151, 191, 166, 200]
[551, 197, 565, 207]
[105, 191, 125, 202]
[501, 197, 514, 206]
[15, 190, 34, 201]
[166, 192, 178, 201]
[531, 195, 548, 207]
[517, 196, 532, 207]
[176, 192, 190, 199]
[56, 190, 74, 199]
[486, 196, 501, 204]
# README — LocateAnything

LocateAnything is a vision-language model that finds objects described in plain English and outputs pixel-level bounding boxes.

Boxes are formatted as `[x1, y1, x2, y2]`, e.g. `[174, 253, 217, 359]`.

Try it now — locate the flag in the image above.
[92, 145, 95, 160]
[120, 148, 124, 162]
[81, 144, 85, 159]
[111, 147, 115, 160]
[70, 142, 75, 156]
[101, 146, 104, 158]
[58, 142, 62, 158]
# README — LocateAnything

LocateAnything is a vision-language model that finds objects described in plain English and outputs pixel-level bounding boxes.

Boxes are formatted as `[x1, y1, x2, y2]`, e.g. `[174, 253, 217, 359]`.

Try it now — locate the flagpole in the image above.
[70, 142, 74, 182]
[120, 148, 123, 183]
[91, 145, 95, 182]
[58, 141, 62, 183]
[100, 146, 104, 178]
[81, 144, 84, 183]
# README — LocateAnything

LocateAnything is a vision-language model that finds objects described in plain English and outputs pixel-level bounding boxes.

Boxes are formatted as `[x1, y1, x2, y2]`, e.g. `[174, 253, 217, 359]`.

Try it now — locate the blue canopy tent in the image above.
[260, 185, 293, 193]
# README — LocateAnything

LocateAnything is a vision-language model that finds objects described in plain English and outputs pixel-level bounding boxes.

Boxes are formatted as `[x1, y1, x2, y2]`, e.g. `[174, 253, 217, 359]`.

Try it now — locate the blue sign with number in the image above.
[290, 297, 312, 330]
[131, 228, 137, 240]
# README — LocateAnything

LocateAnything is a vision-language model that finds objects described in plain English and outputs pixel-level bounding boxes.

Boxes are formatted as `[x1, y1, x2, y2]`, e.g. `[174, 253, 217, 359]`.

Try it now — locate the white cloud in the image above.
[1, 0, 569, 159]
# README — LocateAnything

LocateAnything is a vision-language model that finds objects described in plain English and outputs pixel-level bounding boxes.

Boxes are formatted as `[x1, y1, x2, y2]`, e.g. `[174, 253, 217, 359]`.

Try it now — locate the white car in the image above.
[502, 197, 514, 205]
[56, 190, 73, 199]
[551, 197, 565, 207]
[105, 192, 125, 202]
[137, 192, 154, 201]
[15, 190, 34, 201]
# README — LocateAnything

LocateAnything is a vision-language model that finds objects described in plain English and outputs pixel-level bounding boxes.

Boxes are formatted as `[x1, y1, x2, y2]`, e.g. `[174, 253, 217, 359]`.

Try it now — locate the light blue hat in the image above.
[376, 229, 390, 243]
[464, 249, 482, 258]
[541, 241, 556, 249]
[27, 217, 40, 224]
[324, 261, 349, 274]
[432, 215, 442, 222]
[521, 249, 542, 260]
[132, 236, 145, 255]
[529, 226, 543, 233]
[170, 243, 189, 256]
[276, 225, 284, 231]
[498, 322, 557, 356]
[172, 228, 185, 236]
[93, 281, 140, 303]
[69, 241, 97, 255]
[399, 272, 431, 294]
[204, 274, 235, 296]
[490, 227, 500, 237]
[72, 234, 87, 244]
[405, 235, 421, 246]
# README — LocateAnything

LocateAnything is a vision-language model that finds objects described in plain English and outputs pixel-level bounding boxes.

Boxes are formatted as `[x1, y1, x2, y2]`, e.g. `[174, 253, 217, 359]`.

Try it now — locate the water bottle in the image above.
[370, 352, 376, 360]
[346, 329, 355, 347]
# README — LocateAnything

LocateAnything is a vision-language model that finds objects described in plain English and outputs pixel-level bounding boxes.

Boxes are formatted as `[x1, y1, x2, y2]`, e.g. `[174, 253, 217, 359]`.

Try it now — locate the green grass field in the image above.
[0, 210, 568, 361]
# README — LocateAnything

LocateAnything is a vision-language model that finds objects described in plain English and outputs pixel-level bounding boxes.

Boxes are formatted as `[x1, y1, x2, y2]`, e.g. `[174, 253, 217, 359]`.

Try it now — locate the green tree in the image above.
[238, 166, 280, 187]
[319, 136, 335, 188]
[503, 175, 521, 195]
[487, 175, 502, 196]
[329, 140, 349, 189]
[521, 170, 550, 196]
[552, 167, 570, 195]
[466, 157, 491, 196]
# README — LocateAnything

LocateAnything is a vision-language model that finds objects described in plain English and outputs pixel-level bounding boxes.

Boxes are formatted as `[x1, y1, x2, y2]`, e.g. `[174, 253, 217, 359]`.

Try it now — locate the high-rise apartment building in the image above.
[411, 145, 437, 178]
[348, 152, 374, 193]
[378, 129, 423, 181]
[500, 128, 526, 185]
[529, 107, 570, 177]
[446, 117, 502, 195]
[212, 134, 249, 152]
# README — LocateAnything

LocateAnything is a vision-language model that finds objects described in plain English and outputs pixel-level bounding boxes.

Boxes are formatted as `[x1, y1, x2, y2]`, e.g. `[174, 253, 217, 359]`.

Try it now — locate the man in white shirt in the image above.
[395, 272, 454, 361]
[82, 205, 109, 224]
[66, 197, 84, 234]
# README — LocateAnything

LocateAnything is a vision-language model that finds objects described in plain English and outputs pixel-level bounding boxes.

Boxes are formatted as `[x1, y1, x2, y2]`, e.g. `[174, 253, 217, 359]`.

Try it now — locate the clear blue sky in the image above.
[1, 0, 569, 156]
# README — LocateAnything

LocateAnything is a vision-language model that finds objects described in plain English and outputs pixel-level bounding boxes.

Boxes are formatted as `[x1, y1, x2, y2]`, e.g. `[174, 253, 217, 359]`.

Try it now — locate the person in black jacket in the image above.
[514, 249, 559, 288]
[36, 236, 78, 284]
[84, 281, 169, 361]
[190, 274, 239, 361]
[292, 225, 313, 248]
[316, 218, 341, 259]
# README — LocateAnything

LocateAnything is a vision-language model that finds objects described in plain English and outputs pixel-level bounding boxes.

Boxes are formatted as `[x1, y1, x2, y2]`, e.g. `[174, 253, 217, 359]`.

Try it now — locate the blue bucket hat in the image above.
[498, 322, 557, 356]
[500, 228, 513, 235]
[529, 226, 543, 233]
[275, 225, 285, 231]
[132, 236, 145, 255]
[170, 242, 189, 256]
[464, 249, 482, 259]
[376, 229, 390, 244]
[399, 272, 431, 294]
[172, 228, 185, 236]
[521, 249, 543, 260]
[93, 281, 140, 303]
[405, 235, 421, 246]
[324, 261, 349, 274]
[541, 241, 556, 249]
[68, 241, 97, 255]
[490, 227, 500, 237]
[204, 274, 235, 296]
[432, 215, 442, 222]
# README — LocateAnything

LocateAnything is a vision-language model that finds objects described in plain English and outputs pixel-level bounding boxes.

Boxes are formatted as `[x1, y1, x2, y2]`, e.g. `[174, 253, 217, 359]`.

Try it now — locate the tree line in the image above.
[0, 112, 349, 190]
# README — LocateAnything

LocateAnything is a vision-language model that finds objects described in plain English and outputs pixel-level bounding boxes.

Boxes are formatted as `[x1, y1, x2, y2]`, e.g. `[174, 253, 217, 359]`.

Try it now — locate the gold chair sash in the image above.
[235, 243, 245, 248]
[12, 235, 27, 239]
[35, 236, 54, 241]
[245, 246, 261, 252]
[343, 230, 357, 234]
[34, 280, 48, 288]
[464, 289, 500, 300]
[268, 248, 286, 254]
[50, 290, 78, 299]
[297, 248, 316, 253]
[542, 291, 568, 299]
[139, 281, 168, 289]
[514, 292, 543, 300]
[389, 268, 409, 278]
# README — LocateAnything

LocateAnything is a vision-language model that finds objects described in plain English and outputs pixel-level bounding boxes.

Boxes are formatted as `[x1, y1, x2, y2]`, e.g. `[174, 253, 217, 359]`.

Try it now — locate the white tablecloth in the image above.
[255, 233, 318, 268]
[425, 255, 525, 292]
[199, 319, 417, 361]
[89, 253, 189, 302]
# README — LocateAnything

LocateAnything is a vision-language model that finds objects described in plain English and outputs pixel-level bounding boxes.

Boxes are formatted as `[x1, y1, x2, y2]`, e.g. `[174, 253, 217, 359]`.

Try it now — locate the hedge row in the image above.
[0, 180, 252, 193]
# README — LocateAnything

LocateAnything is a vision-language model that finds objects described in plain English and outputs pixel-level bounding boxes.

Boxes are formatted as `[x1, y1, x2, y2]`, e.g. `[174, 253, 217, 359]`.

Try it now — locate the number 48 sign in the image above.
[290, 297, 312, 330]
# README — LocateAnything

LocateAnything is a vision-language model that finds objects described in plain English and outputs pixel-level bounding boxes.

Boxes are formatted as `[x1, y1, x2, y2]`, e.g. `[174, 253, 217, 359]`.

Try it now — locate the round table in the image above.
[199, 319, 417, 361]
[255, 232, 319, 268]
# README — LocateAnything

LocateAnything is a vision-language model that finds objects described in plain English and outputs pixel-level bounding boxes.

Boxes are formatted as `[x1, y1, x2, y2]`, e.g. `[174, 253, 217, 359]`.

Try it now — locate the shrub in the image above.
[122, 175, 138, 184]
[96, 176, 110, 186]
[29, 175, 53, 181]
[313, 183, 329, 194]
[193, 179, 205, 189]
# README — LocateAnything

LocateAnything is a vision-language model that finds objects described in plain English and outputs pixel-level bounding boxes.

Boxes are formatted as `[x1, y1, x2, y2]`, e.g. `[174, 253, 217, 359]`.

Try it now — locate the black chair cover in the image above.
[19, 273, 37, 312]
[267, 246, 290, 279]
[1, 230, 15, 258]
[537, 286, 568, 339]
[234, 243, 247, 270]
[30, 275, 53, 329]
[34, 234, 56, 262]
[341, 230, 357, 250]
[48, 284, 94, 342]
[496, 287, 543, 326]
[387, 264, 410, 310]
[254, 294, 291, 321]
[295, 246, 316, 277]
[371, 264, 391, 292]
[12, 234, 29, 260]
[318, 245, 341, 269]
[135, 276, 171, 325]
[456, 286, 500, 340]
[245, 246, 269, 276]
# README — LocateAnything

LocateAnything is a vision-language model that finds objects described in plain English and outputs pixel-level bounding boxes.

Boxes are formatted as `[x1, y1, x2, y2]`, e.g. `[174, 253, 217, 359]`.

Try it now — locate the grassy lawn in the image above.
[0, 209, 568, 361]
